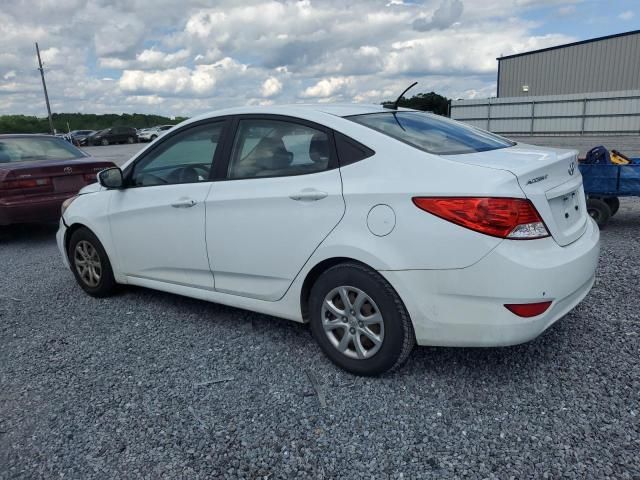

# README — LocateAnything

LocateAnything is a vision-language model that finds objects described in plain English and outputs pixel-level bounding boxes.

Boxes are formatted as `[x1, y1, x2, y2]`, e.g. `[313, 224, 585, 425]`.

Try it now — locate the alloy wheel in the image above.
[321, 286, 385, 359]
[74, 240, 102, 287]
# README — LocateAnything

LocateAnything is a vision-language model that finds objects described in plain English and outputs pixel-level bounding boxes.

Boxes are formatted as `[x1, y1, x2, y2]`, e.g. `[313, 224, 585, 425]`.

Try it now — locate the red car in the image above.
[0, 134, 115, 226]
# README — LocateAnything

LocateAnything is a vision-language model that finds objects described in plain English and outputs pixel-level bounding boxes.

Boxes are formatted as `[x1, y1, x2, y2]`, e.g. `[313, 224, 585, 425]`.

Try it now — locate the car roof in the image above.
[189, 103, 396, 122]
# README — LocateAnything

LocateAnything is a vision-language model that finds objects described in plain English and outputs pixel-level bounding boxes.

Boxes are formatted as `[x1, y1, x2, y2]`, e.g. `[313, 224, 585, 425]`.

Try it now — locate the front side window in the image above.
[228, 119, 331, 179]
[348, 111, 514, 155]
[131, 122, 225, 187]
[0, 137, 85, 163]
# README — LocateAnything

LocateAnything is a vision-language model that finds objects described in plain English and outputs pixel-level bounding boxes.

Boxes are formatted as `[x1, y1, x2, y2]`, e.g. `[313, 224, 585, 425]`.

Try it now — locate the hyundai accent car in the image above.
[56, 104, 600, 375]
[0, 135, 115, 226]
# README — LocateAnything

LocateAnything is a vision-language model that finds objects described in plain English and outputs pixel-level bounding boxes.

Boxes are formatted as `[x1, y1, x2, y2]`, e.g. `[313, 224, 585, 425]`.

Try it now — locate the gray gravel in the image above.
[1, 200, 639, 479]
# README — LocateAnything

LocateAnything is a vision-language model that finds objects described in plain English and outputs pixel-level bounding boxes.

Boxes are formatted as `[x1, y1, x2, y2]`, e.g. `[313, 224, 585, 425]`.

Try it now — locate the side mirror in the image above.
[98, 167, 124, 189]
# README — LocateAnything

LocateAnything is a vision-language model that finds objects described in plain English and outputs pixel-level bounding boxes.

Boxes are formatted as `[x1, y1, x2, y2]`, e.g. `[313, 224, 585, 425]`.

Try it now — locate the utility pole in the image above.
[35, 42, 54, 134]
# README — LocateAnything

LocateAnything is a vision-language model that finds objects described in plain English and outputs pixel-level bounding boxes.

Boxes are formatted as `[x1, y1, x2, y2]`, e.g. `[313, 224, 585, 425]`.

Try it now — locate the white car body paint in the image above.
[57, 104, 600, 346]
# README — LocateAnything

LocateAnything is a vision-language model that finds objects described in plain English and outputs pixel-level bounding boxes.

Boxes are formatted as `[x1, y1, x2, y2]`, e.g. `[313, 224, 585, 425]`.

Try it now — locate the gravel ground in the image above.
[1, 200, 639, 479]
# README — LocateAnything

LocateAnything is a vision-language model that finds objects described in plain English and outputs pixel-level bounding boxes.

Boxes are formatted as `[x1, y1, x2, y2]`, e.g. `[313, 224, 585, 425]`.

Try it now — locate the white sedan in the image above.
[57, 104, 599, 375]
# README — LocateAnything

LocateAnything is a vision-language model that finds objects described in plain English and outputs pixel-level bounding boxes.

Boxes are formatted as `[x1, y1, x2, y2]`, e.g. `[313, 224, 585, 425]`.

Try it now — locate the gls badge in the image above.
[568, 161, 576, 176]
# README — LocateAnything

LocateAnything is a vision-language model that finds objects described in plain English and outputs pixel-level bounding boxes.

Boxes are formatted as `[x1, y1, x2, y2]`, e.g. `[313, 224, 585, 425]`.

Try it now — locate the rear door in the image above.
[205, 115, 345, 301]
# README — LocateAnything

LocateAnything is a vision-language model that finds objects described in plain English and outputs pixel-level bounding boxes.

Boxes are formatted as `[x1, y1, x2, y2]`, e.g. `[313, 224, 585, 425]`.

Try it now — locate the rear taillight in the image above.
[84, 173, 97, 183]
[0, 178, 52, 190]
[412, 197, 549, 240]
[504, 301, 552, 318]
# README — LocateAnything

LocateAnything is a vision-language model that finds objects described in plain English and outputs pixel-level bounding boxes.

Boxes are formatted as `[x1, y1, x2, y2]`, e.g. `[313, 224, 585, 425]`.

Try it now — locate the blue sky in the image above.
[0, 0, 638, 116]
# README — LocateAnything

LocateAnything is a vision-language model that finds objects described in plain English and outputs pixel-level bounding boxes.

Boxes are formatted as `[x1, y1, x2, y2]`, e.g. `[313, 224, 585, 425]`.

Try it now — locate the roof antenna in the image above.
[385, 81, 418, 110]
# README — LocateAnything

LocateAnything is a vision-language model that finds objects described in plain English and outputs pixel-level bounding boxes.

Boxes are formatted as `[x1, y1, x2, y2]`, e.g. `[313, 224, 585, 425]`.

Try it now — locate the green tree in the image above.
[382, 91, 450, 116]
[0, 113, 190, 134]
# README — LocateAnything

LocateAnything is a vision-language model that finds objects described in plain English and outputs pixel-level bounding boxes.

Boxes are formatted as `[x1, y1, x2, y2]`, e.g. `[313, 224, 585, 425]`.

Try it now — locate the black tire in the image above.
[150, 135, 157, 141]
[308, 262, 415, 376]
[67, 227, 117, 297]
[586, 198, 612, 229]
[101, 138, 109, 146]
[604, 197, 620, 216]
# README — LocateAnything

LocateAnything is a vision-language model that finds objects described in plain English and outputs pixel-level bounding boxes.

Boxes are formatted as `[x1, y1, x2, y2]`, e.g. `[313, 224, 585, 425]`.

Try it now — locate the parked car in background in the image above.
[69, 130, 96, 146]
[138, 125, 175, 142]
[0, 135, 115, 226]
[57, 104, 599, 375]
[87, 127, 138, 146]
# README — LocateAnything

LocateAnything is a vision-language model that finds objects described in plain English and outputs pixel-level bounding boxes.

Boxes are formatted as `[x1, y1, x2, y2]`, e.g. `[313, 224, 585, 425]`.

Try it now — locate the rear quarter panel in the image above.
[308, 117, 525, 271]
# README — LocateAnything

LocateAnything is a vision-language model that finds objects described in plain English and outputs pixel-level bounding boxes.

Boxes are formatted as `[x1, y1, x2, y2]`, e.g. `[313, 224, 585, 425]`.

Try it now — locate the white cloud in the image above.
[0, 0, 586, 116]
[413, 0, 464, 31]
[261, 77, 283, 97]
[619, 10, 634, 20]
[302, 77, 353, 98]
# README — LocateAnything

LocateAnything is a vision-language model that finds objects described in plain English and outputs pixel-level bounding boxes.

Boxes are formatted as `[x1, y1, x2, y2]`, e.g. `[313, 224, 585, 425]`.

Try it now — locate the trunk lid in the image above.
[0, 157, 114, 196]
[446, 143, 586, 246]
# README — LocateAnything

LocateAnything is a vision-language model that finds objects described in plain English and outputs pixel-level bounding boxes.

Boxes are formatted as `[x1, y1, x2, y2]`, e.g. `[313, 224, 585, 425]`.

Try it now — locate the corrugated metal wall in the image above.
[451, 90, 640, 135]
[498, 31, 640, 97]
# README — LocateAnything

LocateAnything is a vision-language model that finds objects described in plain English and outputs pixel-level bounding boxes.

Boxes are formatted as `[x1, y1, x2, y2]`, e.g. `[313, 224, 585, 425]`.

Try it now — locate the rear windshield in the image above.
[348, 111, 514, 155]
[0, 137, 85, 163]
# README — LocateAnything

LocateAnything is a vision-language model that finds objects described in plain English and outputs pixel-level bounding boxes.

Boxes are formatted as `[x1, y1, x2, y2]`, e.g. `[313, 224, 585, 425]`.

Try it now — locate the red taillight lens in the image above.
[0, 178, 52, 190]
[412, 197, 549, 239]
[504, 301, 552, 318]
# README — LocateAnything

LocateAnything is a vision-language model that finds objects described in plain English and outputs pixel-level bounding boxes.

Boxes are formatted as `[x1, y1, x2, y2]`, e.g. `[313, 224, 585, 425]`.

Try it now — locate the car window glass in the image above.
[0, 137, 84, 163]
[132, 122, 224, 187]
[348, 112, 514, 155]
[228, 119, 330, 179]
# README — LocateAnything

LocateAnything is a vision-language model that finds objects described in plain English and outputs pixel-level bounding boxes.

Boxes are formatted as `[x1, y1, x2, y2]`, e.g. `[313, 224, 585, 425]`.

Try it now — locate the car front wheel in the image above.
[309, 262, 415, 376]
[68, 227, 117, 297]
[101, 138, 109, 146]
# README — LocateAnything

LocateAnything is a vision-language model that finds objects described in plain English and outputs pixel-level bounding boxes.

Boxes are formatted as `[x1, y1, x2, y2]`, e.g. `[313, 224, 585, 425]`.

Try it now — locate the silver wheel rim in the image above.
[74, 240, 102, 287]
[321, 286, 384, 359]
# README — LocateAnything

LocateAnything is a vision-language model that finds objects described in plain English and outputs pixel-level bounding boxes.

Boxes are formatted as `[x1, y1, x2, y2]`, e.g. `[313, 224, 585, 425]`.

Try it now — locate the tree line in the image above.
[0, 92, 450, 134]
[0, 113, 189, 134]
[382, 91, 450, 116]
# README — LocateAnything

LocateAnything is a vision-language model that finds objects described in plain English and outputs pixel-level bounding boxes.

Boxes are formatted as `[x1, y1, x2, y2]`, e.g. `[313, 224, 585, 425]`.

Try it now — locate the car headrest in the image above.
[309, 133, 329, 164]
[254, 137, 293, 170]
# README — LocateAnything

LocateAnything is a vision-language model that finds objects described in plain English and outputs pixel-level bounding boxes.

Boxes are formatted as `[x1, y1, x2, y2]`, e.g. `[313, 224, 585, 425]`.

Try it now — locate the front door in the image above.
[109, 120, 228, 289]
[205, 116, 345, 301]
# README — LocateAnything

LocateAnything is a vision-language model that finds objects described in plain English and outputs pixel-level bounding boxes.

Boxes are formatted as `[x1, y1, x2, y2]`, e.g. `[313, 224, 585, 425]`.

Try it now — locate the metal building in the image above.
[497, 30, 640, 98]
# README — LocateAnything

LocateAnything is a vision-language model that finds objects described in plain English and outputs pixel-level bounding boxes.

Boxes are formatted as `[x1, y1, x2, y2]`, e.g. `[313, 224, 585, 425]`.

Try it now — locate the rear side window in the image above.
[348, 111, 514, 155]
[334, 132, 374, 166]
[228, 119, 331, 179]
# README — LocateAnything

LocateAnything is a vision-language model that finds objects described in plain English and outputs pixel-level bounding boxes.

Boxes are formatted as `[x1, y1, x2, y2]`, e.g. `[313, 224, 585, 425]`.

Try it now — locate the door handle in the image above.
[171, 198, 197, 208]
[289, 189, 328, 202]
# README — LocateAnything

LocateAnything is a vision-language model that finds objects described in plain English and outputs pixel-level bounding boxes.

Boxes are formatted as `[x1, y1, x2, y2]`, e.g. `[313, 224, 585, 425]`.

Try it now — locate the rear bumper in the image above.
[0, 193, 72, 226]
[381, 218, 600, 347]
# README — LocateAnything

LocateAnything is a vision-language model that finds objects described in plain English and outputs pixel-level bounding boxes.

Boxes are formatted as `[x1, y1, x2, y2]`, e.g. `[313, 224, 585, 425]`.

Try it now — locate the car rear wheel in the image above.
[68, 228, 117, 297]
[127, 136, 135, 144]
[100, 138, 109, 146]
[587, 198, 611, 228]
[150, 135, 157, 141]
[309, 262, 415, 376]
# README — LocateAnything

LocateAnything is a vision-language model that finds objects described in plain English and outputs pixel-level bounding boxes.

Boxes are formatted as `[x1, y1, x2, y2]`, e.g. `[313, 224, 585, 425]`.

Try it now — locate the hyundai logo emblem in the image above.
[64, 167, 73, 174]
[568, 162, 575, 176]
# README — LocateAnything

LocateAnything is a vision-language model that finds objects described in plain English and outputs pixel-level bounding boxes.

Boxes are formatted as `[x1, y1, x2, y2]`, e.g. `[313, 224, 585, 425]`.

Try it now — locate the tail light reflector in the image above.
[412, 197, 549, 239]
[0, 178, 52, 190]
[504, 301, 552, 318]
[84, 173, 97, 183]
